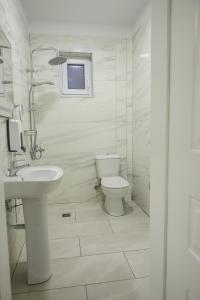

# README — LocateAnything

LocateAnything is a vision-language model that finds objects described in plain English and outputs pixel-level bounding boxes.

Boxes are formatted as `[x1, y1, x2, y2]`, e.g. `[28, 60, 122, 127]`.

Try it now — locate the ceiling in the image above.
[20, 0, 149, 27]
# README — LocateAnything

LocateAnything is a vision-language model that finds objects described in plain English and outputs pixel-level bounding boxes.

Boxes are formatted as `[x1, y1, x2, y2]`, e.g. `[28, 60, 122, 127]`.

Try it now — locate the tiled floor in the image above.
[12, 199, 150, 300]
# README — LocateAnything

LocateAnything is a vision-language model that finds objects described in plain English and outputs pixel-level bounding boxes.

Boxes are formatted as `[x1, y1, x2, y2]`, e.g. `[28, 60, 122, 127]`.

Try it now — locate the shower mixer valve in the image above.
[30, 144, 45, 160]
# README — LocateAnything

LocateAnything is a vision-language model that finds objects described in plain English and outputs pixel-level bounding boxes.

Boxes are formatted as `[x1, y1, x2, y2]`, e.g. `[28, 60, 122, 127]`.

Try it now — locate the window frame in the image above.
[61, 57, 92, 96]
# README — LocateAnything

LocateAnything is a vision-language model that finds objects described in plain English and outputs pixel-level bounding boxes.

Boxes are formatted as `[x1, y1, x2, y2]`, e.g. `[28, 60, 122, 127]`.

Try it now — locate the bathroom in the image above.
[0, 0, 151, 300]
[1, 0, 198, 299]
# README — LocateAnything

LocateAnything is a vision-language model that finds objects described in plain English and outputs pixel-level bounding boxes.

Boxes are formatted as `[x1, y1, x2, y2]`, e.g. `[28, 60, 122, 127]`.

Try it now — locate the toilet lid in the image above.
[101, 176, 129, 189]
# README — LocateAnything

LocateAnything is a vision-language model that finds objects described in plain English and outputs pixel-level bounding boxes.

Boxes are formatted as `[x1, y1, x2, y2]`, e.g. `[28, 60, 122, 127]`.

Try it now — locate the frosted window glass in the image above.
[67, 64, 85, 89]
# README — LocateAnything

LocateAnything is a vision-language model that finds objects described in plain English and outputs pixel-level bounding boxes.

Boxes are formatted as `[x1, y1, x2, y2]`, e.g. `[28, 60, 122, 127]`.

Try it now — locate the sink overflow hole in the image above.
[62, 213, 71, 218]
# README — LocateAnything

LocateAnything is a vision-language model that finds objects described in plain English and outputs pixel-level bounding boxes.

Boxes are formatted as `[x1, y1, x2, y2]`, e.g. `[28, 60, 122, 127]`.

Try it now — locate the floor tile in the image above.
[12, 253, 133, 293]
[125, 250, 150, 278]
[76, 207, 109, 223]
[50, 238, 81, 259]
[76, 205, 145, 223]
[110, 215, 149, 233]
[49, 221, 112, 239]
[48, 204, 76, 225]
[48, 203, 77, 213]
[13, 286, 87, 300]
[19, 238, 80, 261]
[48, 200, 102, 213]
[87, 277, 150, 300]
[80, 230, 150, 255]
[74, 200, 102, 211]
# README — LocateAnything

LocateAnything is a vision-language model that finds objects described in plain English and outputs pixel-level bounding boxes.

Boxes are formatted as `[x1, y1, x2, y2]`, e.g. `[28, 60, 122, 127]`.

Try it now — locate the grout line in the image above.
[85, 285, 89, 300]
[135, 275, 150, 279]
[124, 248, 150, 254]
[48, 251, 127, 262]
[74, 210, 77, 223]
[12, 277, 137, 295]
[123, 251, 136, 278]
[78, 248, 150, 258]
[107, 220, 114, 233]
[86, 277, 134, 287]
[12, 285, 86, 296]
[15, 245, 150, 266]
[76, 250, 126, 258]
[12, 241, 26, 278]
[78, 237, 82, 256]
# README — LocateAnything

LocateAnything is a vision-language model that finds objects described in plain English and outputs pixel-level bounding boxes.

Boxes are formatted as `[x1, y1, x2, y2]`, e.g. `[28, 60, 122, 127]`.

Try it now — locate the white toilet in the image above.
[95, 154, 129, 216]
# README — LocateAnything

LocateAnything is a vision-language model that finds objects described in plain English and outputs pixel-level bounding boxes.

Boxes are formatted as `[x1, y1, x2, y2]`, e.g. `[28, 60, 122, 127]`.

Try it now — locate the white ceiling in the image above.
[20, 0, 149, 27]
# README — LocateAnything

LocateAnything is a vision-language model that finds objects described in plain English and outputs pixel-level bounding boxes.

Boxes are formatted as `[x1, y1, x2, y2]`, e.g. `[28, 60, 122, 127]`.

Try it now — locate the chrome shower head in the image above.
[32, 81, 55, 87]
[48, 56, 67, 66]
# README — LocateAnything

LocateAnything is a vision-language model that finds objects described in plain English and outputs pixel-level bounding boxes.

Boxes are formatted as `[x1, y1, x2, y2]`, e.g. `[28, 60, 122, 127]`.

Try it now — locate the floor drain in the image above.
[62, 213, 71, 218]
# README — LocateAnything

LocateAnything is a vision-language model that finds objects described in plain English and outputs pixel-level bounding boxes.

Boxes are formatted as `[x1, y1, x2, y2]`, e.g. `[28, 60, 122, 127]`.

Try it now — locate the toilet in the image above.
[95, 154, 129, 216]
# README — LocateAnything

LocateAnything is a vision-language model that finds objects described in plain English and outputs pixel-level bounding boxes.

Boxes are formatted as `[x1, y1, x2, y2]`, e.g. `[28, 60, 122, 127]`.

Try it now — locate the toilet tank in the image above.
[95, 154, 120, 178]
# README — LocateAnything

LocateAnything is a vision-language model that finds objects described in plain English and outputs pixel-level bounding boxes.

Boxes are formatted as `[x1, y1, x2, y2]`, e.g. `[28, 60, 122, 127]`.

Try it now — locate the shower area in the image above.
[27, 48, 67, 160]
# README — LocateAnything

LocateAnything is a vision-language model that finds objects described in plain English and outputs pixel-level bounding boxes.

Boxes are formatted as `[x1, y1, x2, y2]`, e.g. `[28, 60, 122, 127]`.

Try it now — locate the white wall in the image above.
[0, 0, 29, 274]
[30, 33, 128, 204]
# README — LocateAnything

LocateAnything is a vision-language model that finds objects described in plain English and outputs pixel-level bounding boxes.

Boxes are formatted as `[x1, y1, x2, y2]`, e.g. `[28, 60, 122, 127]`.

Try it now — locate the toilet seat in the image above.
[101, 176, 129, 189]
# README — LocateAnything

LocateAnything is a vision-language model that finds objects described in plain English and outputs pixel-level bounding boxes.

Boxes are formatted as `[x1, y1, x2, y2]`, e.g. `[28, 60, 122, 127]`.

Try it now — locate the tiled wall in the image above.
[131, 16, 151, 214]
[0, 0, 29, 274]
[30, 34, 128, 204]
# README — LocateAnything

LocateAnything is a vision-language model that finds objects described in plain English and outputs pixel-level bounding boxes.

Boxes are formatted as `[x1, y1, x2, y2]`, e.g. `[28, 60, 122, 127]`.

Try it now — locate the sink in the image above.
[4, 165, 63, 199]
[4, 165, 63, 285]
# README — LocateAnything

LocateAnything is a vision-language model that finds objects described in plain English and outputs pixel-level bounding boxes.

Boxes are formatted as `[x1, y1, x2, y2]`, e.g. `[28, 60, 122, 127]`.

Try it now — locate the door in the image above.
[167, 0, 200, 299]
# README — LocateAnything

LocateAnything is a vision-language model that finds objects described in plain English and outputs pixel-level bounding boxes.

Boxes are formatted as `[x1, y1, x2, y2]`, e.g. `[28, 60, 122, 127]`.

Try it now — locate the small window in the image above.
[61, 53, 92, 96]
[67, 64, 85, 90]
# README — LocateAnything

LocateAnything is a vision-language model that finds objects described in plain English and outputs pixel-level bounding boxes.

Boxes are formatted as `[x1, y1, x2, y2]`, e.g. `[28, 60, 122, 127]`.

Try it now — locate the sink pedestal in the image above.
[22, 196, 51, 285]
[4, 165, 64, 285]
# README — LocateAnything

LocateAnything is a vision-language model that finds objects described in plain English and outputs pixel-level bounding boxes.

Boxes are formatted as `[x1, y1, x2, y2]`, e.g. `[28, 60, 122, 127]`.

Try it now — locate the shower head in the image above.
[32, 81, 55, 87]
[48, 56, 67, 66]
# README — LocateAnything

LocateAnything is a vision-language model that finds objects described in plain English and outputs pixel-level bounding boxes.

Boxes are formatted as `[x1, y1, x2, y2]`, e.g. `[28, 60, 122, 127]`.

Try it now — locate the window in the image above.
[61, 53, 93, 96]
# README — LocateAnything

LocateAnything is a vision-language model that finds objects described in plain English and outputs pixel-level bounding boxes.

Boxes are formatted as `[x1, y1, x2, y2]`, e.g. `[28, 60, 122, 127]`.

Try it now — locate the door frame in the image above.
[150, 0, 171, 299]
[0, 179, 12, 300]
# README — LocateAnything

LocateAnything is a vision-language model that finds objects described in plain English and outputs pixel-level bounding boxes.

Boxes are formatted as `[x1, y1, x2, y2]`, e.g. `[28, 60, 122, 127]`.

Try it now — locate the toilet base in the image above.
[104, 196, 124, 216]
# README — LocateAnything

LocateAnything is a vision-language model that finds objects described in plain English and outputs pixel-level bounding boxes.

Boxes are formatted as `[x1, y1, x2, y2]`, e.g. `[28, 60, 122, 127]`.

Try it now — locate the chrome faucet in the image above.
[8, 160, 30, 177]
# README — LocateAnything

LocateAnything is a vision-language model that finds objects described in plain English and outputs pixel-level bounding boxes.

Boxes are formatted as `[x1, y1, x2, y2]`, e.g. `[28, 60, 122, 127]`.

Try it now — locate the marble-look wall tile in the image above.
[30, 34, 128, 204]
[131, 17, 151, 214]
[0, 0, 29, 273]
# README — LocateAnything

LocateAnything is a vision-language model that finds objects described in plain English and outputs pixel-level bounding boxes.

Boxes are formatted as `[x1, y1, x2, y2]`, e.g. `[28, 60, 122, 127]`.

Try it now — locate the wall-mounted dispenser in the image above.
[6, 119, 26, 153]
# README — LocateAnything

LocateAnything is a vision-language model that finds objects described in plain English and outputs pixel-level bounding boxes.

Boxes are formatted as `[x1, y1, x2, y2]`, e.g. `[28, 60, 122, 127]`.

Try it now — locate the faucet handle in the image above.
[36, 145, 45, 152]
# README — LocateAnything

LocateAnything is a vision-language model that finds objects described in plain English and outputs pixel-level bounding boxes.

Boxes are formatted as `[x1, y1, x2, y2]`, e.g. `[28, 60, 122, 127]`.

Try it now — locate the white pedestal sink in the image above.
[4, 166, 63, 285]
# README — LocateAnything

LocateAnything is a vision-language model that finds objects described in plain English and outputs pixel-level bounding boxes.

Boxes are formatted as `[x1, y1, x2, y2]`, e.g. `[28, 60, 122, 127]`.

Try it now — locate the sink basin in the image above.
[4, 165, 63, 199]
[4, 165, 63, 285]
